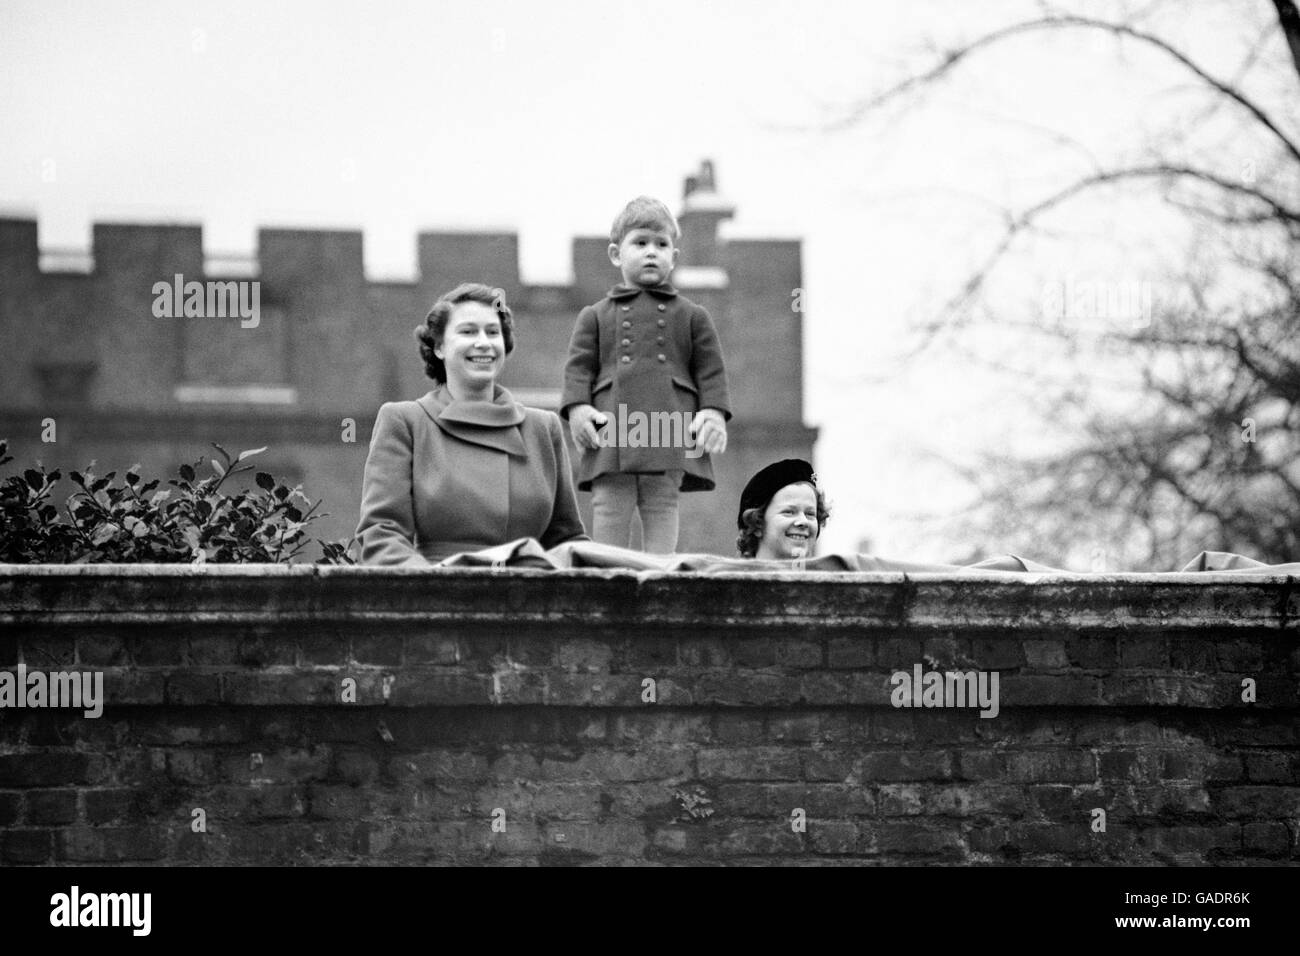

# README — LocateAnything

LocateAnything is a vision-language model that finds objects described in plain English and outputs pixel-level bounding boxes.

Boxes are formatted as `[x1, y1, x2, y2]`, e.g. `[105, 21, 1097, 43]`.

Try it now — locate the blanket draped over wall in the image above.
[432, 538, 1300, 575]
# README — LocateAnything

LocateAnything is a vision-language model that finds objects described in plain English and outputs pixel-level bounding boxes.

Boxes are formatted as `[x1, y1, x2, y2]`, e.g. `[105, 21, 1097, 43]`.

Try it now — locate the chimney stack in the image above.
[677, 159, 735, 269]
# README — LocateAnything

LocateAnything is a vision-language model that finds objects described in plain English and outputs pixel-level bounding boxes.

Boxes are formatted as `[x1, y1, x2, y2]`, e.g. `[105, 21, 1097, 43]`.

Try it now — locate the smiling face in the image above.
[436, 300, 506, 398]
[755, 482, 820, 560]
[609, 226, 678, 288]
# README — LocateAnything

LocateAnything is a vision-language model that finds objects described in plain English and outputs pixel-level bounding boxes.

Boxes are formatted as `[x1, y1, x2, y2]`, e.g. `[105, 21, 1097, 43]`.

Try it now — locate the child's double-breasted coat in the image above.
[560, 282, 731, 491]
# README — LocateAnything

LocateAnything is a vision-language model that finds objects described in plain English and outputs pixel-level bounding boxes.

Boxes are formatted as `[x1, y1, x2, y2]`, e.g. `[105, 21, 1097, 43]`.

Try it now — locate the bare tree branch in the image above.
[852, 4, 1300, 566]
[835, 13, 1300, 163]
[1273, 0, 1300, 80]
[902, 161, 1299, 356]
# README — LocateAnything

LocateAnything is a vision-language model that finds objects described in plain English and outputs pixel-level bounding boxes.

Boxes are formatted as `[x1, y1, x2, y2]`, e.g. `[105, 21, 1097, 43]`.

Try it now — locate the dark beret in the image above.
[737, 459, 817, 529]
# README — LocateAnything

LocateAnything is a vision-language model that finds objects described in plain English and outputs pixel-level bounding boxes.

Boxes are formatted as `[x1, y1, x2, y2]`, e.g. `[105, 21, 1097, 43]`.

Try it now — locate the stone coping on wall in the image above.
[1, 564, 1296, 631]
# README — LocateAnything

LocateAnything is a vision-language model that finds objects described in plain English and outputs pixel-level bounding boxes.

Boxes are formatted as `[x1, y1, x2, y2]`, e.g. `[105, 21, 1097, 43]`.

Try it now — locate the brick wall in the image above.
[0, 566, 1296, 865]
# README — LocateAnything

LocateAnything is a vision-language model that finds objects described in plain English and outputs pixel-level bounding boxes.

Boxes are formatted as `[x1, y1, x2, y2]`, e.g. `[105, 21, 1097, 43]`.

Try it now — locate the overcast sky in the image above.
[1, 0, 1281, 561]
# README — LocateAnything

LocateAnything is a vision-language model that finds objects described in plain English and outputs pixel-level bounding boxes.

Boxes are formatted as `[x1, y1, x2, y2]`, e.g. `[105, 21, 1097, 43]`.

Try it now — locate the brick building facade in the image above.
[0, 164, 816, 556]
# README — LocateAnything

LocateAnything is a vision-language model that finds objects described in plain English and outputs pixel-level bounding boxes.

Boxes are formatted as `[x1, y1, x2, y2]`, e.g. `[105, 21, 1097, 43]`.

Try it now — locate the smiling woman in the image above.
[355, 283, 590, 564]
[736, 458, 831, 560]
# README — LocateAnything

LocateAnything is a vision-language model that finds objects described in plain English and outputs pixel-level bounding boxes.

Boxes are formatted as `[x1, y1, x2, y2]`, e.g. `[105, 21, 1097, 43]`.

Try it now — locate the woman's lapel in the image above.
[416, 386, 528, 456]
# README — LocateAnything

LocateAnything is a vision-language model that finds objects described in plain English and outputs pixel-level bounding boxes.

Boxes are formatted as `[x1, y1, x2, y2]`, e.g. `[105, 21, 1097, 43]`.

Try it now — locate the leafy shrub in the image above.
[0, 438, 357, 564]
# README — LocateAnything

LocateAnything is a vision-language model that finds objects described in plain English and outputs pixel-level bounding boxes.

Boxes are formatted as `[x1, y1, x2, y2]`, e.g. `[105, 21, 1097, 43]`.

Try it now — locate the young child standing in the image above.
[560, 196, 731, 553]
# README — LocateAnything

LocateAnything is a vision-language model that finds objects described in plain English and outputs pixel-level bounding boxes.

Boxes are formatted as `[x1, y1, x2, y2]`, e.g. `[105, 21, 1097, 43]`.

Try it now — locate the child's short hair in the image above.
[610, 196, 681, 245]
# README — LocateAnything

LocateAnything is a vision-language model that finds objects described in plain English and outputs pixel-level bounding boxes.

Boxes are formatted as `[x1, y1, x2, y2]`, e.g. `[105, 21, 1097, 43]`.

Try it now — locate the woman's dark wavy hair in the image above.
[736, 482, 831, 558]
[414, 282, 515, 384]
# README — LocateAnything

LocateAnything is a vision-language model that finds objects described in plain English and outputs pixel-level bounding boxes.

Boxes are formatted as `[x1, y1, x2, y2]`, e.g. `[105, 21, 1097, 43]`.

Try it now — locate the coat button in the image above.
[657, 336, 665, 344]
[621, 305, 631, 311]
[621, 355, 631, 363]
[657, 318, 666, 327]
[622, 338, 631, 346]
[657, 354, 666, 362]
[623, 320, 632, 328]
[657, 304, 666, 311]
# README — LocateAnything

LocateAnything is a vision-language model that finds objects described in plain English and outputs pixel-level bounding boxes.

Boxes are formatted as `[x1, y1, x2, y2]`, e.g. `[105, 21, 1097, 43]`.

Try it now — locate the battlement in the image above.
[0, 220, 793, 287]
[0, 160, 782, 290]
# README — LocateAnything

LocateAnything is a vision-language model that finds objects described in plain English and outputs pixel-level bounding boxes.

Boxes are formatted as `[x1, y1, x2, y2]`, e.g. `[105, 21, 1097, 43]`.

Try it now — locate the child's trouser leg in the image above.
[637, 471, 681, 554]
[590, 473, 638, 547]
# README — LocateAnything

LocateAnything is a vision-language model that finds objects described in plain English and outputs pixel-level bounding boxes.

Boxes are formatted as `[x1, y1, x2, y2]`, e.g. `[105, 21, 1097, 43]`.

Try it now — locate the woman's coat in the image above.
[356, 384, 588, 565]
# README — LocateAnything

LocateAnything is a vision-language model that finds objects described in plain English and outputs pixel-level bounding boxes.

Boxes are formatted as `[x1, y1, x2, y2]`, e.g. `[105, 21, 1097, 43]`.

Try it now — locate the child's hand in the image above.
[690, 408, 727, 455]
[569, 404, 609, 450]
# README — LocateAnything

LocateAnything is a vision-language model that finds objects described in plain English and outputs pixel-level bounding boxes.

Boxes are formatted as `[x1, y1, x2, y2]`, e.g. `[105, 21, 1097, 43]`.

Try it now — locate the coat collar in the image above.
[416, 385, 527, 456]
[609, 281, 678, 301]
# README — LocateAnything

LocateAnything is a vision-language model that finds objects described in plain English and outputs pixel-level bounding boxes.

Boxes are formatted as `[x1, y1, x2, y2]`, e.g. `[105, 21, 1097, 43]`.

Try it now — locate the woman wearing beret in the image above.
[736, 459, 831, 560]
[356, 283, 589, 565]
[733, 459, 1068, 573]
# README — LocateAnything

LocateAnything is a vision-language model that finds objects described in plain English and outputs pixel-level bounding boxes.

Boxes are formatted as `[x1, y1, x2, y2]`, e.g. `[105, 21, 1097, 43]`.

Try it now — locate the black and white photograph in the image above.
[0, 0, 1296, 935]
